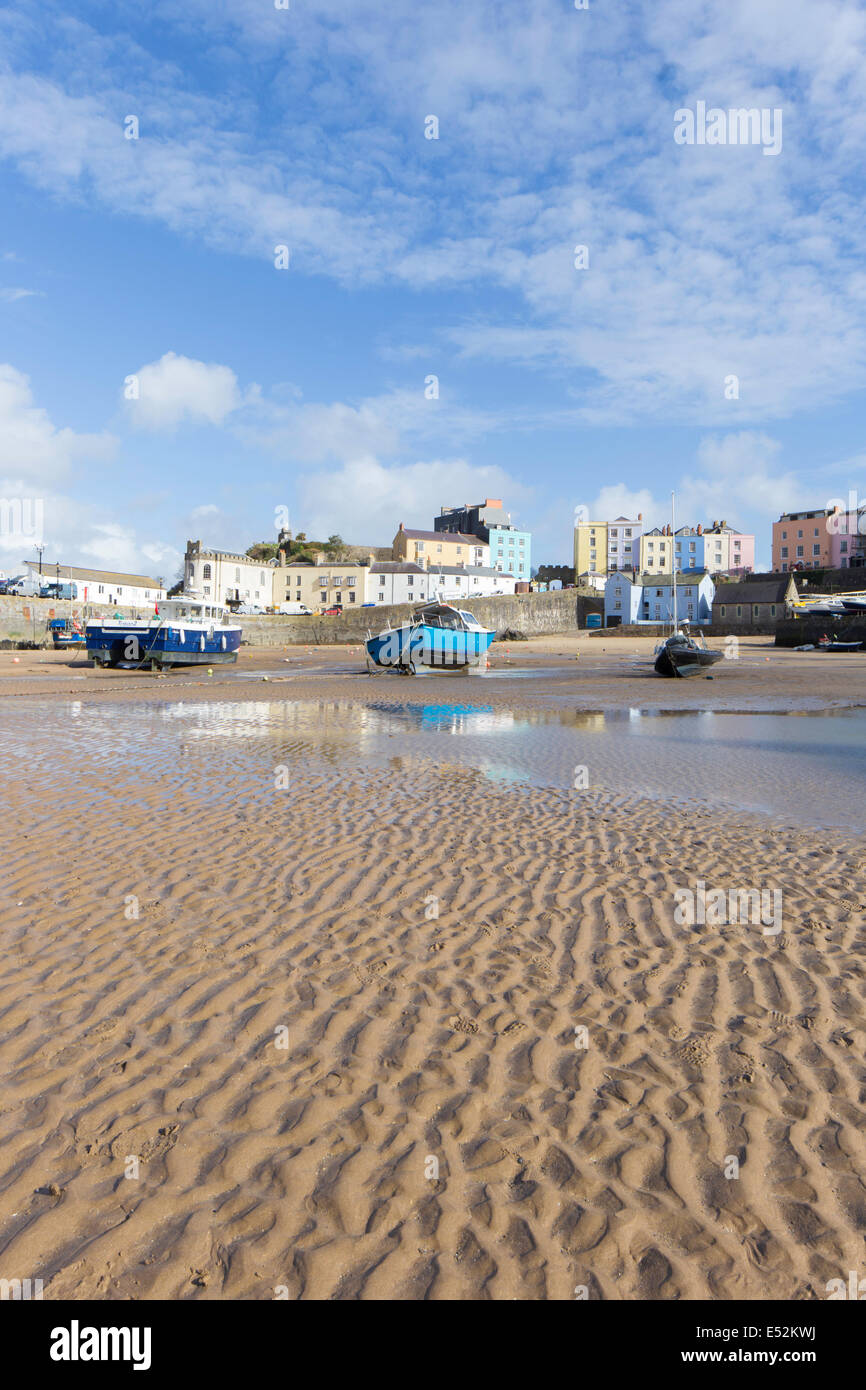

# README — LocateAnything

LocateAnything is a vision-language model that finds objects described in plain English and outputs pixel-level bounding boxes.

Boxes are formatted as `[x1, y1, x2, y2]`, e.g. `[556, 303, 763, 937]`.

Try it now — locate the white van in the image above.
[278, 602, 313, 615]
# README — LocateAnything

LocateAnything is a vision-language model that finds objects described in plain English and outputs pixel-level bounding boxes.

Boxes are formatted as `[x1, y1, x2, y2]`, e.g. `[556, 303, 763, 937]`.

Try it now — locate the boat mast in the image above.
[671, 490, 677, 634]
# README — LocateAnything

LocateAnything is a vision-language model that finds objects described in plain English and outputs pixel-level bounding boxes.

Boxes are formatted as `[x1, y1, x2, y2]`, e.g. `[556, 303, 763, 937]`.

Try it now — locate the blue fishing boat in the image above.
[49, 617, 85, 649]
[85, 596, 242, 669]
[365, 600, 494, 674]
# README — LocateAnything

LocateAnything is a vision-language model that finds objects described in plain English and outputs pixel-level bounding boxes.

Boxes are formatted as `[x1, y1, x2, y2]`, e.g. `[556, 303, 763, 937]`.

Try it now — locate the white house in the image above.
[433, 565, 516, 601]
[605, 572, 715, 626]
[185, 540, 275, 607]
[24, 561, 166, 607]
[366, 562, 516, 605]
[367, 562, 434, 605]
[606, 516, 643, 571]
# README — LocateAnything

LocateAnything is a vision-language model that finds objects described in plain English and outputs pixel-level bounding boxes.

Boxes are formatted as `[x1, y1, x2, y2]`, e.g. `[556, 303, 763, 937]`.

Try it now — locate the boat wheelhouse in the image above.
[85, 596, 242, 668]
[365, 600, 495, 674]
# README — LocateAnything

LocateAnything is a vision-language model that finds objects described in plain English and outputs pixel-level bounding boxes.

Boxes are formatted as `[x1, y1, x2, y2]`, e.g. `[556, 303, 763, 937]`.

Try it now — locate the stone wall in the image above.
[240, 590, 603, 646]
[0, 596, 157, 648]
[774, 616, 866, 648]
[0, 590, 605, 649]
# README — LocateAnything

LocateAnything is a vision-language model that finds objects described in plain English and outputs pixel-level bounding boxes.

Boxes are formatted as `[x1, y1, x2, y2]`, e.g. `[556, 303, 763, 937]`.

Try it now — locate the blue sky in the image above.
[1, 0, 866, 581]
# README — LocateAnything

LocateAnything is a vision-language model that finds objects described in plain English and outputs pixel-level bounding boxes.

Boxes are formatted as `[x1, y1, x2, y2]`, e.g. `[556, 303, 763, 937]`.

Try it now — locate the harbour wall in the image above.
[0, 596, 156, 647]
[774, 616, 866, 647]
[238, 590, 604, 646]
[0, 590, 604, 649]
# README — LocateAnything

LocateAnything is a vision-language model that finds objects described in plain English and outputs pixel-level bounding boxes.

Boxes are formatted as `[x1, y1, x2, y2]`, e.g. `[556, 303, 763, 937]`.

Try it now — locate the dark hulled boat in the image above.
[654, 632, 724, 677]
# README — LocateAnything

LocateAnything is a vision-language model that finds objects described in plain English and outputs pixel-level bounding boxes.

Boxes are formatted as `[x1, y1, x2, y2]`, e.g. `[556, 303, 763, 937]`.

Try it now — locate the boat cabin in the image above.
[156, 597, 234, 625]
[411, 601, 486, 632]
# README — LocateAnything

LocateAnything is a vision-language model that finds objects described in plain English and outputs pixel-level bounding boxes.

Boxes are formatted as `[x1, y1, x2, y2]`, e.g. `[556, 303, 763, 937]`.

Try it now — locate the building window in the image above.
[796, 546, 803, 557]
[736, 606, 742, 618]
[781, 547, 788, 558]
[346, 576, 356, 586]
[379, 575, 386, 585]
[813, 545, 820, 556]
[720, 605, 726, 617]
[203, 585, 211, 595]
[770, 605, 776, 616]
[349, 592, 355, 603]
[203, 563, 212, 579]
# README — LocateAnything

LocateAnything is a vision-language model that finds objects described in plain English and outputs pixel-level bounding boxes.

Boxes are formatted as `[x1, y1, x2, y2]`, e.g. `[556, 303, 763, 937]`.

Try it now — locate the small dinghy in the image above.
[654, 630, 724, 677]
[817, 633, 863, 651]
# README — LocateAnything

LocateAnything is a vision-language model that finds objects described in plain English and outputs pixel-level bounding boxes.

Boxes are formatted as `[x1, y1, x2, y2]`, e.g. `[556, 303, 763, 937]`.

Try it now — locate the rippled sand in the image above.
[0, 648, 865, 1300]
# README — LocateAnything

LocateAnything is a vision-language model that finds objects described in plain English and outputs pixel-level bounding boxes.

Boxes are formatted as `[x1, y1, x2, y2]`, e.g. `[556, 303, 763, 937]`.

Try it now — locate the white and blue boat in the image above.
[85, 595, 242, 669]
[365, 600, 494, 674]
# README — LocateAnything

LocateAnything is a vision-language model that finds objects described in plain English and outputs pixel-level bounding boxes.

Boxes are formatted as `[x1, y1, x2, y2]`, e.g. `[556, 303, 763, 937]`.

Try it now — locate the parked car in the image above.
[236, 603, 265, 614]
[360, 602, 377, 607]
[278, 602, 313, 615]
[322, 605, 343, 616]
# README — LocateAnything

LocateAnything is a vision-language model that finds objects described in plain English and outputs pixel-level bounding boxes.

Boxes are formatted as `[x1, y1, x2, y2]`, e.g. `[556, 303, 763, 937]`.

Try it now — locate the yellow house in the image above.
[573, 521, 608, 576]
[392, 524, 488, 569]
[639, 527, 675, 573]
[274, 556, 371, 610]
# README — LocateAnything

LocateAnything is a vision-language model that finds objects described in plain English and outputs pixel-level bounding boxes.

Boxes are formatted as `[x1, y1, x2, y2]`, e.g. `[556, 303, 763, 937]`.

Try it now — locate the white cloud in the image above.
[0, 364, 116, 481]
[0, 287, 41, 302]
[297, 454, 529, 545]
[125, 352, 244, 431]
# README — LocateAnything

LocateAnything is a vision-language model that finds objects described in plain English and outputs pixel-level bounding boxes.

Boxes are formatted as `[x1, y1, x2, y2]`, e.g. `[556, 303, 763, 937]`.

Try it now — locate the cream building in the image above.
[274, 556, 371, 610]
[573, 520, 608, 576]
[638, 526, 675, 573]
[392, 524, 488, 569]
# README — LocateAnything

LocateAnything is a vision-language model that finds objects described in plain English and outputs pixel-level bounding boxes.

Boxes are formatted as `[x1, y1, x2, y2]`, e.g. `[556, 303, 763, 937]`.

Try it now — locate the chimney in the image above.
[277, 548, 285, 565]
[697, 523, 702, 535]
[637, 512, 642, 521]
[368, 551, 376, 566]
[398, 522, 404, 531]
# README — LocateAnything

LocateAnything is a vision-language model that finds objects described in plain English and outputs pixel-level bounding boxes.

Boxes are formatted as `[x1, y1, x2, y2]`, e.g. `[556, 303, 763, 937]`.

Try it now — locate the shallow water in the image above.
[2, 698, 865, 832]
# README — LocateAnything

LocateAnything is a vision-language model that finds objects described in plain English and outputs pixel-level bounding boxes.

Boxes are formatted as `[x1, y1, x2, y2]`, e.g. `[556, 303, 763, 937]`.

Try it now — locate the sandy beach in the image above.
[1, 638, 865, 1300]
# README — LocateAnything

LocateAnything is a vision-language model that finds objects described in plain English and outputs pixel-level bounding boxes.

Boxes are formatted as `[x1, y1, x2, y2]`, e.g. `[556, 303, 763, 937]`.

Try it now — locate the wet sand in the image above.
[0, 639, 865, 1300]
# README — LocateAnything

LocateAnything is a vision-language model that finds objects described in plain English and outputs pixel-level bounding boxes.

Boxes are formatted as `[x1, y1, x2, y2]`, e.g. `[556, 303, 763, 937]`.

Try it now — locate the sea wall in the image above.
[0, 590, 605, 649]
[0, 596, 157, 648]
[774, 616, 866, 648]
[240, 590, 604, 646]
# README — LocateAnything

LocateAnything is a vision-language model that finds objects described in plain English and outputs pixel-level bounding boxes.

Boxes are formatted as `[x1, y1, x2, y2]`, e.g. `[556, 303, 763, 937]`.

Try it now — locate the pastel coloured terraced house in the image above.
[392, 524, 489, 570]
[605, 572, 715, 626]
[573, 519, 608, 576]
[772, 509, 835, 572]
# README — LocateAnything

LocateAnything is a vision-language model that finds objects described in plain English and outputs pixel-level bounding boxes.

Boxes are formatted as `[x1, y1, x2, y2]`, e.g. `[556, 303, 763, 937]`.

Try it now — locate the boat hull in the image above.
[654, 643, 724, 678]
[86, 621, 242, 668]
[366, 623, 494, 671]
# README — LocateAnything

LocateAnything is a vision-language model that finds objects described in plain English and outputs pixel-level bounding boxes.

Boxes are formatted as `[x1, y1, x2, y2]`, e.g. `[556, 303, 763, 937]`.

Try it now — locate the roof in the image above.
[370, 561, 426, 574]
[609, 573, 713, 588]
[435, 565, 507, 577]
[397, 527, 483, 545]
[713, 579, 795, 605]
[25, 561, 165, 588]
